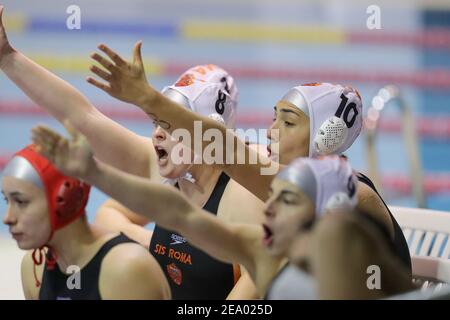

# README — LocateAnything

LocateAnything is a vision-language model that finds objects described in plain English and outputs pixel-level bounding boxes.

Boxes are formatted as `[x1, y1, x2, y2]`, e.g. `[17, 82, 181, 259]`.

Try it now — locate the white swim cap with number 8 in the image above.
[162, 64, 238, 129]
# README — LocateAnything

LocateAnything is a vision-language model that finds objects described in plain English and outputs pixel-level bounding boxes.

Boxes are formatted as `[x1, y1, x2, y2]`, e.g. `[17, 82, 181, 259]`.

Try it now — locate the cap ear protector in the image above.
[210, 76, 232, 125]
[313, 88, 360, 155]
[314, 116, 349, 155]
[324, 173, 358, 212]
[324, 192, 352, 211]
[54, 179, 90, 226]
[11, 145, 91, 232]
[208, 113, 226, 125]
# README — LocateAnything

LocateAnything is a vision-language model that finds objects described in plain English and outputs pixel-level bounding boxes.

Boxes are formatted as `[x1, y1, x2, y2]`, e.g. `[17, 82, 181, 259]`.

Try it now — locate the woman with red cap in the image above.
[2, 145, 170, 300]
[0, 6, 264, 300]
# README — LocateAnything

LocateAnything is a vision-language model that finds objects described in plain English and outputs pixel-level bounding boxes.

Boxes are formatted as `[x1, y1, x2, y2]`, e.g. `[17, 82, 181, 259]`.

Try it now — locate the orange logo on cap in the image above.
[302, 82, 322, 87]
[192, 64, 217, 75]
[344, 85, 362, 101]
[175, 74, 196, 87]
[193, 66, 207, 75]
[167, 263, 183, 285]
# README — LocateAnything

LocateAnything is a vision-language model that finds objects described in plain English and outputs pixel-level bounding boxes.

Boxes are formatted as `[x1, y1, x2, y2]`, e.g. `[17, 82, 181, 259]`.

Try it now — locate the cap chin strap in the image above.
[32, 246, 58, 288]
[31, 230, 57, 288]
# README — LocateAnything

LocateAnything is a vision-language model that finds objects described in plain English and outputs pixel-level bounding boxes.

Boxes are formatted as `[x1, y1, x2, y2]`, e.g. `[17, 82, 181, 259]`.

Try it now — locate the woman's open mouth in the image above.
[155, 145, 169, 166]
[262, 224, 274, 247]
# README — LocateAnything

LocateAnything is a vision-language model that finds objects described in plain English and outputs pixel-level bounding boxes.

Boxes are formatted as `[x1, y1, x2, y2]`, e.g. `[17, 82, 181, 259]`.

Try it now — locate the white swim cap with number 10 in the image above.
[281, 83, 363, 157]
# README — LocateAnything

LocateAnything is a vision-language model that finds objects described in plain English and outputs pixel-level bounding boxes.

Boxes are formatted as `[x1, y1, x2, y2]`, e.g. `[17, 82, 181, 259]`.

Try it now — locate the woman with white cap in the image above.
[2, 145, 170, 300]
[0, 6, 263, 299]
[31, 126, 352, 296]
[84, 40, 411, 273]
[32, 128, 414, 299]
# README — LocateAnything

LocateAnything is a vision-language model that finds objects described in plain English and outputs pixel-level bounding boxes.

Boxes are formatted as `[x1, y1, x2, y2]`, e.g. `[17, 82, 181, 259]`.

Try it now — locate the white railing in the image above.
[365, 86, 427, 208]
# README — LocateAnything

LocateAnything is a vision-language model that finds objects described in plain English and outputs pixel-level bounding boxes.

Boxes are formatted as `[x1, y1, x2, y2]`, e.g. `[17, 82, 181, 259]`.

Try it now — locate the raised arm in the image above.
[31, 124, 260, 275]
[87, 42, 280, 201]
[0, 6, 155, 178]
[142, 91, 278, 200]
[87, 160, 257, 271]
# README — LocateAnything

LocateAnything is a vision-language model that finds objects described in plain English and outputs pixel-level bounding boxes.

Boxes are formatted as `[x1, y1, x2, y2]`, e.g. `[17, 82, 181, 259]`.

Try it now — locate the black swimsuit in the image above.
[356, 172, 412, 275]
[39, 233, 134, 300]
[149, 173, 239, 299]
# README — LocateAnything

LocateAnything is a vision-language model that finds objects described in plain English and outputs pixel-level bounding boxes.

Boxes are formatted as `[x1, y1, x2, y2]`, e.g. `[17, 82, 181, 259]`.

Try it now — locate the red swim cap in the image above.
[12, 144, 91, 233]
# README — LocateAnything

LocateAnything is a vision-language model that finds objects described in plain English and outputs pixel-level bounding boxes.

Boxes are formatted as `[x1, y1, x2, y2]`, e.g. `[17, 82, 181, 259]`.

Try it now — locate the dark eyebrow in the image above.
[280, 190, 299, 197]
[279, 108, 302, 117]
[2, 191, 24, 197]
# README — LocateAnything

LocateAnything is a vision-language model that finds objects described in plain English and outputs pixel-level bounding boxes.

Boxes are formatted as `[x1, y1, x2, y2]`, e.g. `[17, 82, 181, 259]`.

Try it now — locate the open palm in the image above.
[87, 41, 155, 106]
[31, 123, 97, 180]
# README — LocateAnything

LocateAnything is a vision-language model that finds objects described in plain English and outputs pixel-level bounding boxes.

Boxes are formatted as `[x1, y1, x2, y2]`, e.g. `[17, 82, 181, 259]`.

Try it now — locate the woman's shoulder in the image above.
[98, 240, 170, 299]
[219, 177, 265, 224]
[356, 181, 395, 239]
[21, 250, 43, 300]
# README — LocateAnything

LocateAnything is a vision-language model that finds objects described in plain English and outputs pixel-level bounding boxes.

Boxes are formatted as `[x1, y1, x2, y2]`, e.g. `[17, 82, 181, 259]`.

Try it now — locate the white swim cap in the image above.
[281, 83, 363, 157]
[276, 156, 358, 216]
[162, 64, 238, 129]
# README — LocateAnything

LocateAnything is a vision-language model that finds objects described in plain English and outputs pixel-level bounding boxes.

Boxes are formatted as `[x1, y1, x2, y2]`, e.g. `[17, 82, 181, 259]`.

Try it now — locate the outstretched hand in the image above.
[31, 122, 97, 181]
[87, 41, 156, 106]
[0, 6, 15, 67]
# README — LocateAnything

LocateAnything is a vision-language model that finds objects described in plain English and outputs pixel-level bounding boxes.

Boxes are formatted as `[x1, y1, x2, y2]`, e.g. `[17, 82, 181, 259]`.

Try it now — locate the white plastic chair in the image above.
[389, 206, 450, 259]
[411, 256, 450, 289]
[389, 206, 450, 296]
[387, 256, 450, 301]
[387, 285, 450, 300]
